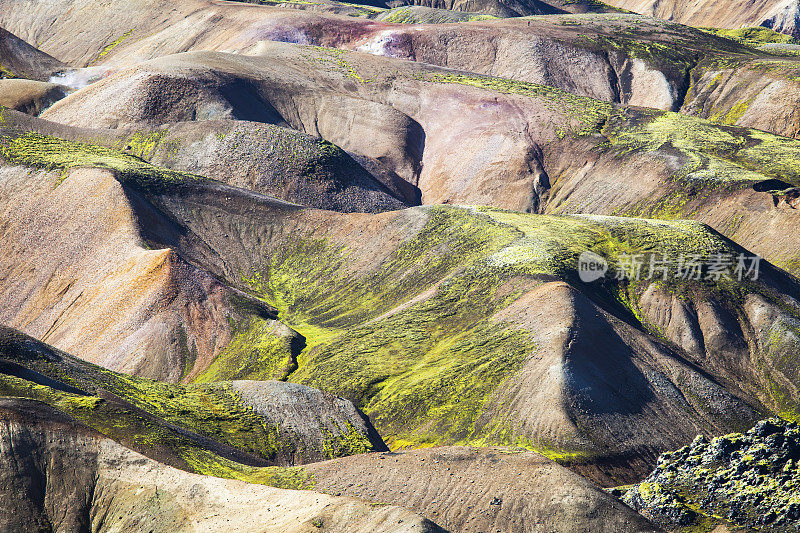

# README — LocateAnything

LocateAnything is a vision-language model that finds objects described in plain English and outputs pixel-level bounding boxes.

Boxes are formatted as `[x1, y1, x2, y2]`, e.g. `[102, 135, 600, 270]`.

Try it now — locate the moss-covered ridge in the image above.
[675, 28, 800, 136]
[602, 107, 800, 185]
[0, 111, 411, 212]
[515, 13, 757, 83]
[120, 123, 359, 188]
[422, 73, 800, 227]
[0, 326, 377, 486]
[15, 92, 800, 200]
[0, 130, 204, 191]
[413, 66, 800, 274]
[225, 203, 786, 459]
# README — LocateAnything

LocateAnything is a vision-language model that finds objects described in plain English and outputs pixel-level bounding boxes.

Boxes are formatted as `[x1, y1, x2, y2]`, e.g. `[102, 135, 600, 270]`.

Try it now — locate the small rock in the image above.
[753, 419, 783, 438]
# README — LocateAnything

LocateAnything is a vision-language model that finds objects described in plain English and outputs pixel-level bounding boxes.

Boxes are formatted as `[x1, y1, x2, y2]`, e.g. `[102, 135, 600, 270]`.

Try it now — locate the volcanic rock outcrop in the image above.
[623, 418, 800, 531]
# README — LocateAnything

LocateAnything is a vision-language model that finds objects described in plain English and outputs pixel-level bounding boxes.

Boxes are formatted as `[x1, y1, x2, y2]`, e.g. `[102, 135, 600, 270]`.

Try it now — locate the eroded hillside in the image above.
[2, 0, 800, 530]
[0, 397, 439, 533]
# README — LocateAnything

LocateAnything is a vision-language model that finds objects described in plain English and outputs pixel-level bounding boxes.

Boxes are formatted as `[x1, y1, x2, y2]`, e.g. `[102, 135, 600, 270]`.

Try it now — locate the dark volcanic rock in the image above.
[624, 418, 800, 531]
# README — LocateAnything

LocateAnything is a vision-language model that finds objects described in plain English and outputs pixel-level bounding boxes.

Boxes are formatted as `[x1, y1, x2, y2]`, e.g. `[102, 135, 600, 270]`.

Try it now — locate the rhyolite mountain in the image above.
[32, 42, 800, 275]
[4, 107, 800, 485]
[598, 0, 800, 39]
[0, 397, 444, 533]
[3, 0, 800, 530]
[0, 329, 660, 531]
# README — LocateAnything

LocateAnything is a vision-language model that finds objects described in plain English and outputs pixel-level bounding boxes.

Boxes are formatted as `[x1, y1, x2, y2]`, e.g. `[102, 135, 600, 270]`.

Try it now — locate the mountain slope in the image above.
[34, 44, 800, 276]
[0, 156, 275, 382]
[0, 79, 66, 114]
[597, 0, 800, 39]
[10, 0, 800, 141]
[0, 0, 742, 105]
[0, 105, 411, 384]
[7, 121, 800, 483]
[0, 325, 667, 531]
[7, 0, 800, 497]
[0, 326, 385, 473]
[0, 397, 437, 533]
[304, 446, 661, 532]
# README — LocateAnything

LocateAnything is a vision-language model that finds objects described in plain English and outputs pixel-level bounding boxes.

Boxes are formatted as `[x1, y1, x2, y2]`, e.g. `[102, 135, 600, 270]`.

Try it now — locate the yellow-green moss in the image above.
[0, 63, 16, 79]
[119, 130, 167, 159]
[91, 29, 134, 65]
[302, 46, 375, 84]
[0, 329, 382, 481]
[5, 127, 800, 457]
[700, 26, 799, 47]
[95, 373, 293, 460]
[0, 362, 293, 462]
[322, 421, 374, 459]
[180, 447, 317, 488]
[710, 96, 754, 126]
[0, 132, 202, 191]
[421, 73, 612, 137]
[194, 318, 298, 383]
[0, 371, 324, 489]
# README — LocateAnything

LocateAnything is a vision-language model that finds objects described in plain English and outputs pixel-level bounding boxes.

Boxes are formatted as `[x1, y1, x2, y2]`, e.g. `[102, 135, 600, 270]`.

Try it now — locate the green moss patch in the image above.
[194, 318, 299, 383]
[302, 46, 375, 84]
[0, 131, 202, 191]
[0, 369, 317, 488]
[322, 421, 375, 459]
[94, 374, 291, 461]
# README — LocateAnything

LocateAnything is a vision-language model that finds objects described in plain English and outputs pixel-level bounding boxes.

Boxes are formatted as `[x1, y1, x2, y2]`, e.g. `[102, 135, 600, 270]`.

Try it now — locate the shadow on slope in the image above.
[0, 26, 65, 80]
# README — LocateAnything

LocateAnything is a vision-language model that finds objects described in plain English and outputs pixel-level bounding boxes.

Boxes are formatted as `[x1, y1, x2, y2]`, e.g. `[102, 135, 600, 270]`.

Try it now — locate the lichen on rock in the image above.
[623, 418, 800, 531]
